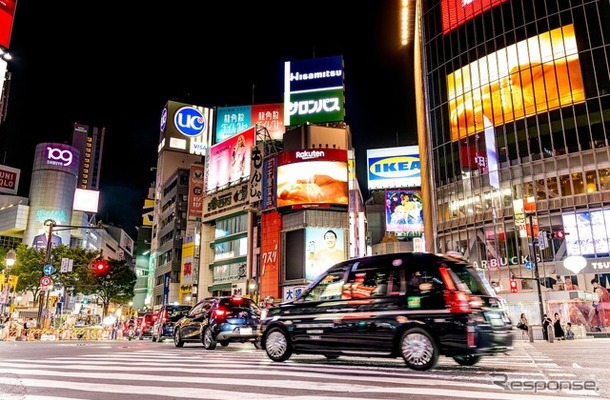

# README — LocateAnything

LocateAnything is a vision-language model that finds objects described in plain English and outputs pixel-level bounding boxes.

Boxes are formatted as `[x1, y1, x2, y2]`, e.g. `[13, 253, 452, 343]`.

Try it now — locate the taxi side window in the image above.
[304, 268, 347, 301]
[345, 266, 401, 298]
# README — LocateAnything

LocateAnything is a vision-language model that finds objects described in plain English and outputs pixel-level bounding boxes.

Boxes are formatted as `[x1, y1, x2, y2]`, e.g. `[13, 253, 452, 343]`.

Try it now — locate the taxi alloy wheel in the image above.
[399, 328, 439, 371]
[173, 330, 184, 348]
[265, 328, 292, 362]
[203, 326, 217, 350]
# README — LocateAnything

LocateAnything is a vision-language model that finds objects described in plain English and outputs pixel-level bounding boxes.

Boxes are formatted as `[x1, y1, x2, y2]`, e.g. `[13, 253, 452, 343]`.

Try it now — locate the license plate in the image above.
[239, 327, 252, 335]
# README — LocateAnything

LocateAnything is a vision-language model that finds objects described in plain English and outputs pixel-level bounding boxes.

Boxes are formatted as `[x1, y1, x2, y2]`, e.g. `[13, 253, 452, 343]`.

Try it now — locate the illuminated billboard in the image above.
[187, 164, 204, 218]
[385, 190, 423, 236]
[367, 146, 421, 190]
[562, 210, 610, 256]
[0, 163, 19, 195]
[205, 126, 255, 192]
[276, 149, 348, 209]
[441, 0, 508, 34]
[73, 188, 100, 213]
[159, 100, 212, 155]
[215, 103, 284, 144]
[447, 24, 585, 141]
[284, 55, 345, 127]
[0, 0, 16, 49]
[305, 227, 346, 281]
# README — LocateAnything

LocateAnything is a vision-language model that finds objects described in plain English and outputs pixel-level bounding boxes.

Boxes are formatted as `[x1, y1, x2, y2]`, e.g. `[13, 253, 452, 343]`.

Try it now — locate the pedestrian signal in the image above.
[510, 279, 518, 293]
[92, 259, 109, 276]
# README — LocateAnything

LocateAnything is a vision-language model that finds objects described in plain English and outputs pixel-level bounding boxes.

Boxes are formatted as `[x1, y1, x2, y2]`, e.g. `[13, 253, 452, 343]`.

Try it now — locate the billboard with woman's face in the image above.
[447, 24, 585, 141]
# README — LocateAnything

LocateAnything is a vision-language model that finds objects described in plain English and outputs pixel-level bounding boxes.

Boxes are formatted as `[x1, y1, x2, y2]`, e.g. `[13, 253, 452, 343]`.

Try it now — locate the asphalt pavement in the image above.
[519, 335, 610, 398]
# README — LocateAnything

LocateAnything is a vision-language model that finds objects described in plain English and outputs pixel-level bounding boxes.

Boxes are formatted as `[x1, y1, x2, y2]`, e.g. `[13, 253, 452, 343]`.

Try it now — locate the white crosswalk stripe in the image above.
[0, 343, 601, 400]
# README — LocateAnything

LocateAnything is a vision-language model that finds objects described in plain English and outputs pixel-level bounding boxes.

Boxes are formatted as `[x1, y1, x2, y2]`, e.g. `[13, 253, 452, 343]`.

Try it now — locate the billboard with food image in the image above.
[276, 149, 348, 209]
[447, 24, 585, 141]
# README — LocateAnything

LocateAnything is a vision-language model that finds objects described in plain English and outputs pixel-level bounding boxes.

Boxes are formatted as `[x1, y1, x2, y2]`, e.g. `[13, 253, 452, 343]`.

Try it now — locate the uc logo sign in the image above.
[160, 107, 168, 131]
[174, 107, 206, 137]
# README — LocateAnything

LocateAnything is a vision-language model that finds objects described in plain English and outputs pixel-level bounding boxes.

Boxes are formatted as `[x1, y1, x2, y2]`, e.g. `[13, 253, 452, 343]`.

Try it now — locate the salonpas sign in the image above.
[283, 55, 345, 126]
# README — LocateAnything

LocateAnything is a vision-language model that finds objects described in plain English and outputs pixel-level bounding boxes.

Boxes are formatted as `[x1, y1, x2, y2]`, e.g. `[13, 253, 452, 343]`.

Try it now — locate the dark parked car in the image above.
[259, 252, 513, 371]
[173, 296, 261, 349]
[137, 312, 156, 340]
[151, 304, 192, 342]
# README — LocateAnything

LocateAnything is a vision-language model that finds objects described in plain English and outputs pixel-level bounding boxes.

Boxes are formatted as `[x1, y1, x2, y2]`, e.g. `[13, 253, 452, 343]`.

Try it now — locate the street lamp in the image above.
[3, 249, 17, 317]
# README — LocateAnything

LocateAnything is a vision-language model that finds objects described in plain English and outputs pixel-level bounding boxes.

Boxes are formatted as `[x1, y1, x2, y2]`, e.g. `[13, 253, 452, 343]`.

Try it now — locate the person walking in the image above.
[554, 313, 565, 340]
[542, 313, 553, 341]
[517, 313, 529, 340]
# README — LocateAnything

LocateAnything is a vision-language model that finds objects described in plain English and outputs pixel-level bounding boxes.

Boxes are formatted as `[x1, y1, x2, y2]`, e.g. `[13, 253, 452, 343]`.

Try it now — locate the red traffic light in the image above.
[92, 259, 109, 275]
[510, 279, 518, 293]
[555, 230, 565, 239]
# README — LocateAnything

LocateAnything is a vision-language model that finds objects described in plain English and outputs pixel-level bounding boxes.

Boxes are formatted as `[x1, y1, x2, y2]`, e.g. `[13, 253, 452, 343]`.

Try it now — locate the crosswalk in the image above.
[0, 342, 603, 400]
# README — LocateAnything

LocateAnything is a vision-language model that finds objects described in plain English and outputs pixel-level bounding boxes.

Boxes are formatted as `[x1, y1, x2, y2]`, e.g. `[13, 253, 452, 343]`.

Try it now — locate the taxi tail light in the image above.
[213, 308, 227, 322]
[439, 266, 471, 314]
[467, 325, 476, 347]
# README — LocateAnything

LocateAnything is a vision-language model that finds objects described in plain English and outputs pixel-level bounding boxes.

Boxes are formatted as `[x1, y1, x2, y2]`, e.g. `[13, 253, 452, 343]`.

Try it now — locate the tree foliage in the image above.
[1, 245, 137, 317]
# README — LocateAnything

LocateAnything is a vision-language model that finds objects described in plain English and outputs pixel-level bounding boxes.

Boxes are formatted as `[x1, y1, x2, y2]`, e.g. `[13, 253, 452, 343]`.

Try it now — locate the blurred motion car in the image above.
[173, 295, 261, 349]
[137, 312, 156, 340]
[260, 252, 513, 370]
[151, 304, 192, 342]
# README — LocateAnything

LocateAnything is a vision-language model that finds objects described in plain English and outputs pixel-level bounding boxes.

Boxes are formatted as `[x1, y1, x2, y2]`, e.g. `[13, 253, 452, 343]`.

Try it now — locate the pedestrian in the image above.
[554, 313, 565, 340]
[565, 322, 575, 340]
[516, 313, 529, 340]
[542, 313, 553, 341]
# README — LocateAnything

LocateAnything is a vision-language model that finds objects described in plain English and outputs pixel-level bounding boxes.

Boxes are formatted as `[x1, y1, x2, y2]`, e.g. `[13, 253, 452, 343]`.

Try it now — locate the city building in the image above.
[150, 100, 210, 307]
[416, 0, 610, 328]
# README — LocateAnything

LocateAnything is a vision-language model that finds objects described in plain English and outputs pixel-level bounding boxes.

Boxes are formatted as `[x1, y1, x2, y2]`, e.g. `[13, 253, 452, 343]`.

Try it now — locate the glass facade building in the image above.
[418, 0, 610, 321]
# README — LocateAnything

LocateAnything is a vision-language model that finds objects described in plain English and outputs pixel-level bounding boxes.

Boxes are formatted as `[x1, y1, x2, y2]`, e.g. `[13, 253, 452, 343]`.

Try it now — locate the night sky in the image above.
[0, 1, 417, 238]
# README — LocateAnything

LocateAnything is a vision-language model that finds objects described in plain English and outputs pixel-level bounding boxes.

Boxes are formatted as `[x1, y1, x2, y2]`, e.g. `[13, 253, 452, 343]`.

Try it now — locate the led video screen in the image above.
[441, 0, 508, 34]
[206, 126, 255, 192]
[385, 190, 423, 235]
[562, 210, 610, 256]
[276, 149, 348, 209]
[447, 24, 585, 141]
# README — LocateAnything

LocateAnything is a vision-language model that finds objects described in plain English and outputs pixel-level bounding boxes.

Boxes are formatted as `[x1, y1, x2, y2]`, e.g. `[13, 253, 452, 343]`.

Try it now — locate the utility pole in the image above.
[528, 213, 545, 325]
[37, 219, 55, 328]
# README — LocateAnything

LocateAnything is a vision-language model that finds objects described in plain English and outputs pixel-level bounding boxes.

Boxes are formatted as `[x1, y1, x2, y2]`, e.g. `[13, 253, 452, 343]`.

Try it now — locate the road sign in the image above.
[525, 261, 534, 271]
[43, 264, 55, 275]
[60, 258, 73, 273]
[40, 276, 53, 287]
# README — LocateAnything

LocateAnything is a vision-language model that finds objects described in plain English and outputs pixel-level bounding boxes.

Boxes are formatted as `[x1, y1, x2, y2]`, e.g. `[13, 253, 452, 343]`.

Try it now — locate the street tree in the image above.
[80, 258, 136, 318]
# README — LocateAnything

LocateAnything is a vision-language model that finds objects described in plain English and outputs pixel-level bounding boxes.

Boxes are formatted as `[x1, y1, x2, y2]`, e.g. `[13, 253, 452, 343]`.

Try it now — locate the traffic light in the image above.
[555, 230, 565, 239]
[92, 258, 109, 276]
[510, 278, 518, 293]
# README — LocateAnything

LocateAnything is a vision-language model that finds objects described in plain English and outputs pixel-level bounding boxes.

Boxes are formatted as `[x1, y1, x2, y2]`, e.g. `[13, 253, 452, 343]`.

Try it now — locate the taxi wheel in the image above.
[399, 328, 439, 371]
[173, 330, 184, 348]
[203, 327, 217, 350]
[265, 328, 292, 362]
[452, 354, 481, 366]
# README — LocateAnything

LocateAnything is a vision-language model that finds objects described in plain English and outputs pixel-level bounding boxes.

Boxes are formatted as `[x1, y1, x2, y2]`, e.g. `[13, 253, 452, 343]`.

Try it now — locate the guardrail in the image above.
[3, 327, 122, 341]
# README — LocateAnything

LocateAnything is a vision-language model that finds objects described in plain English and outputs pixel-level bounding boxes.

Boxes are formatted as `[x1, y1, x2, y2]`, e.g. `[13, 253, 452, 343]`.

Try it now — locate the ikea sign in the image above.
[367, 146, 421, 190]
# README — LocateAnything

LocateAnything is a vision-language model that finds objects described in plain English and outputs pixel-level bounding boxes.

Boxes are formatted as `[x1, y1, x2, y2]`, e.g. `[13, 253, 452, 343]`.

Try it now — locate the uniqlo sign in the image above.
[0, 164, 20, 195]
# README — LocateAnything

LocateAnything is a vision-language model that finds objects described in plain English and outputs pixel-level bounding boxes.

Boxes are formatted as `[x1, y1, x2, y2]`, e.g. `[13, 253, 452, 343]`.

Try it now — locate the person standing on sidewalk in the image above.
[554, 313, 565, 340]
[542, 313, 553, 341]
[517, 313, 529, 340]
